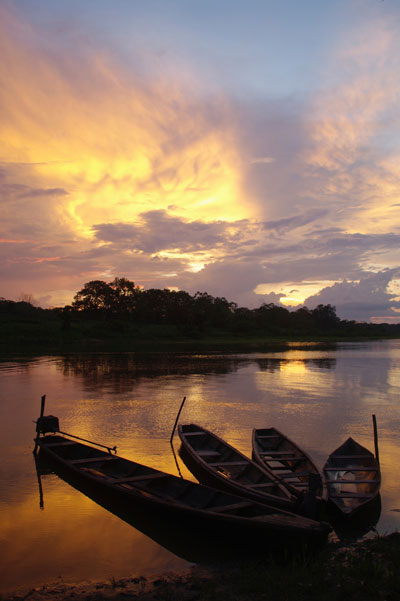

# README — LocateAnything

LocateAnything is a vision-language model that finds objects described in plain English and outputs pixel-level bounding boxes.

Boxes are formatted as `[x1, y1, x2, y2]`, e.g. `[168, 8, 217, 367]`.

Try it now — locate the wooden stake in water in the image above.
[372, 414, 380, 466]
[33, 394, 46, 455]
[39, 394, 46, 419]
[170, 396, 186, 444]
[170, 397, 187, 478]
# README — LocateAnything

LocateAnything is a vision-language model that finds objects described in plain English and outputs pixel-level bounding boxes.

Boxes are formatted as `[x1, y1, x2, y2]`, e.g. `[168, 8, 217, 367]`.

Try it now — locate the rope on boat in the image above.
[57, 430, 118, 454]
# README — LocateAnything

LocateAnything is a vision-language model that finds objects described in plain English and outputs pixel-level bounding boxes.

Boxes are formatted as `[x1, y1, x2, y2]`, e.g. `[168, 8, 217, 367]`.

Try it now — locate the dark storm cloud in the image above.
[304, 270, 400, 321]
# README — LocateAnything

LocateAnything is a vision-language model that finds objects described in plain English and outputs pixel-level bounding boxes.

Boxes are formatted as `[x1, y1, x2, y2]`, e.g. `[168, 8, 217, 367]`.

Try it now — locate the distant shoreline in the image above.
[2, 295, 400, 357]
[1, 333, 399, 357]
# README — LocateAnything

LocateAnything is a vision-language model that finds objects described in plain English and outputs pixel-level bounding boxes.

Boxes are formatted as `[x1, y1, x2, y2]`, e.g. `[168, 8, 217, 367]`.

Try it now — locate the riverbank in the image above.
[1, 326, 399, 356]
[2, 298, 399, 356]
[4, 533, 400, 601]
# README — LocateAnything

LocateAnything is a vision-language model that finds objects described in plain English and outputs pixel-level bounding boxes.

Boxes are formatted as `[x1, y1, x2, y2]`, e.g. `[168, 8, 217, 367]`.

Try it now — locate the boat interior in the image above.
[179, 425, 291, 498]
[253, 427, 322, 494]
[38, 434, 292, 519]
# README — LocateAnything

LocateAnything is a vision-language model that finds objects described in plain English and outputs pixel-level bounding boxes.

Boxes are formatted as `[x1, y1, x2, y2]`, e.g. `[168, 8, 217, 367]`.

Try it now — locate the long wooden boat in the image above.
[33, 415, 330, 552]
[178, 423, 303, 512]
[322, 437, 381, 517]
[252, 427, 326, 501]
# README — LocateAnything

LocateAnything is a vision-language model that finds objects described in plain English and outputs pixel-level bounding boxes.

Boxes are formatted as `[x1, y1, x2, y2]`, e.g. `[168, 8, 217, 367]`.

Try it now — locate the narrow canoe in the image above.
[323, 437, 381, 517]
[252, 427, 326, 501]
[34, 430, 331, 551]
[178, 423, 302, 512]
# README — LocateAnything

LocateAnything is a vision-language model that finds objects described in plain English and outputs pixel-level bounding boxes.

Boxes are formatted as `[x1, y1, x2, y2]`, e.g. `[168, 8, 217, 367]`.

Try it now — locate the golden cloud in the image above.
[0, 5, 254, 245]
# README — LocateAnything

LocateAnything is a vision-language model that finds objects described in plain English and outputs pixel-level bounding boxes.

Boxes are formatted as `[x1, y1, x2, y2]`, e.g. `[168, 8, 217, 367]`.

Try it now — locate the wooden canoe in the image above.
[178, 423, 302, 512]
[323, 437, 381, 517]
[252, 427, 326, 501]
[33, 430, 331, 551]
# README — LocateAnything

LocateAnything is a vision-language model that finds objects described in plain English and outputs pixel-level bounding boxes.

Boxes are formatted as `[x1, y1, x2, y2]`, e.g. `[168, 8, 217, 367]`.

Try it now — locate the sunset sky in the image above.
[2, 0, 400, 322]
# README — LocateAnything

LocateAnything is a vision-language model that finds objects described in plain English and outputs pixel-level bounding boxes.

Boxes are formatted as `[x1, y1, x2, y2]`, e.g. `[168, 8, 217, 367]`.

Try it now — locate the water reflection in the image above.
[56, 354, 255, 395]
[255, 358, 336, 372]
[1, 341, 400, 593]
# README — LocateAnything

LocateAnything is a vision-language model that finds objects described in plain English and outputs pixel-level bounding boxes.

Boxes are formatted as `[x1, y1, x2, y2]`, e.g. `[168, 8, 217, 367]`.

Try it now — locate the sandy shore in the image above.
[3, 565, 216, 601]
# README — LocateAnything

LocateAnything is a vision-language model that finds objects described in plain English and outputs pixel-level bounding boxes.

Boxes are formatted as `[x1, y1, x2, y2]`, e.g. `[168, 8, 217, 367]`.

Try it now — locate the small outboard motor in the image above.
[36, 415, 60, 435]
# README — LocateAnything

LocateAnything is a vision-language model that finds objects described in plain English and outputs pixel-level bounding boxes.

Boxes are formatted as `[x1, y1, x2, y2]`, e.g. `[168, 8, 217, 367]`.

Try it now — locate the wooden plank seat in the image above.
[197, 450, 220, 457]
[113, 473, 168, 484]
[284, 482, 309, 487]
[329, 493, 374, 499]
[324, 467, 378, 472]
[246, 482, 276, 488]
[71, 456, 117, 464]
[211, 501, 252, 513]
[330, 454, 374, 459]
[330, 479, 380, 484]
[259, 451, 303, 457]
[43, 441, 77, 447]
[209, 461, 248, 466]
[276, 471, 312, 478]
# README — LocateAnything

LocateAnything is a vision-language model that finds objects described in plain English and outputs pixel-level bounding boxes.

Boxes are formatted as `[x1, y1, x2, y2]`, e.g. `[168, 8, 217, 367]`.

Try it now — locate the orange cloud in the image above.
[0, 4, 253, 246]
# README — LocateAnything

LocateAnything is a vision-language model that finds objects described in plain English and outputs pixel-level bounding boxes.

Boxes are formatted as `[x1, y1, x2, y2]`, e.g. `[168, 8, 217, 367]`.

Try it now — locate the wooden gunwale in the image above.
[252, 427, 326, 503]
[34, 432, 331, 547]
[178, 423, 300, 512]
[322, 437, 381, 517]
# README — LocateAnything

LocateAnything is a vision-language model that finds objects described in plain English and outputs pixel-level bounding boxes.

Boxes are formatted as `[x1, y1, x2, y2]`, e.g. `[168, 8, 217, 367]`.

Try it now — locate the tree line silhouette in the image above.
[69, 277, 345, 335]
[2, 277, 397, 340]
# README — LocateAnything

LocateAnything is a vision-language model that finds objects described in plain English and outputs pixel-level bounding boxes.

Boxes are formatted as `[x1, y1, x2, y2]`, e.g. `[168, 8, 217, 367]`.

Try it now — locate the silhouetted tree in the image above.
[72, 280, 115, 315]
[291, 306, 314, 333]
[136, 288, 171, 323]
[311, 304, 340, 330]
[109, 277, 141, 316]
[166, 290, 194, 326]
[254, 303, 291, 332]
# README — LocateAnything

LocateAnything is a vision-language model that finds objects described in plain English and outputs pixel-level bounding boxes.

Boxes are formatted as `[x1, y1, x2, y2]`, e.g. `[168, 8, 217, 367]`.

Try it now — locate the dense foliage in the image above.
[65, 277, 396, 336]
[1, 277, 399, 352]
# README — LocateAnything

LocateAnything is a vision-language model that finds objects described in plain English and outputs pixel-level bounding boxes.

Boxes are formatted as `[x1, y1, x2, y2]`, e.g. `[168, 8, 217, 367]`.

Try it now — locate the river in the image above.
[1, 341, 399, 592]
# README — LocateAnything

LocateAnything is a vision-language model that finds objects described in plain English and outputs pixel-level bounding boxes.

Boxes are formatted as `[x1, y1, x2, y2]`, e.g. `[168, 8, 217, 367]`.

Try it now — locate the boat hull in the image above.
[178, 424, 301, 512]
[252, 427, 328, 519]
[323, 437, 381, 518]
[35, 434, 331, 554]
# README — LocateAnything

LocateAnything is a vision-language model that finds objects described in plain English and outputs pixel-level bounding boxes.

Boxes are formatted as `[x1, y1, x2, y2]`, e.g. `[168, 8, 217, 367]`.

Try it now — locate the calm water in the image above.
[1, 341, 400, 592]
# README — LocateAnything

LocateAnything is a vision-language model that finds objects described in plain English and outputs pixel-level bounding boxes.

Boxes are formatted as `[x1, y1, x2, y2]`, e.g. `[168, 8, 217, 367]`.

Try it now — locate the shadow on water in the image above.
[34, 453, 327, 567]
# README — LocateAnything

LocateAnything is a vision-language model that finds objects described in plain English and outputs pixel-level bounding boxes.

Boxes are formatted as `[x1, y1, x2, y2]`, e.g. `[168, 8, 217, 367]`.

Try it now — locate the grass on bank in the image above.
[209, 533, 400, 601]
[4, 534, 400, 601]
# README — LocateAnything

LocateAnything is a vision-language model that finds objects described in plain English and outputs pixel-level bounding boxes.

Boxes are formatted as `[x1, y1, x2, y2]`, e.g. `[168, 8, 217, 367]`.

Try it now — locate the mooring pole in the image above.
[39, 394, 46, 419]
[372, 414, 380, 466]
[169, 396, 187, 478]
[36, 465, 45, 510]
[33, 394, 46, 455]
[170, 396, 186, 444]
